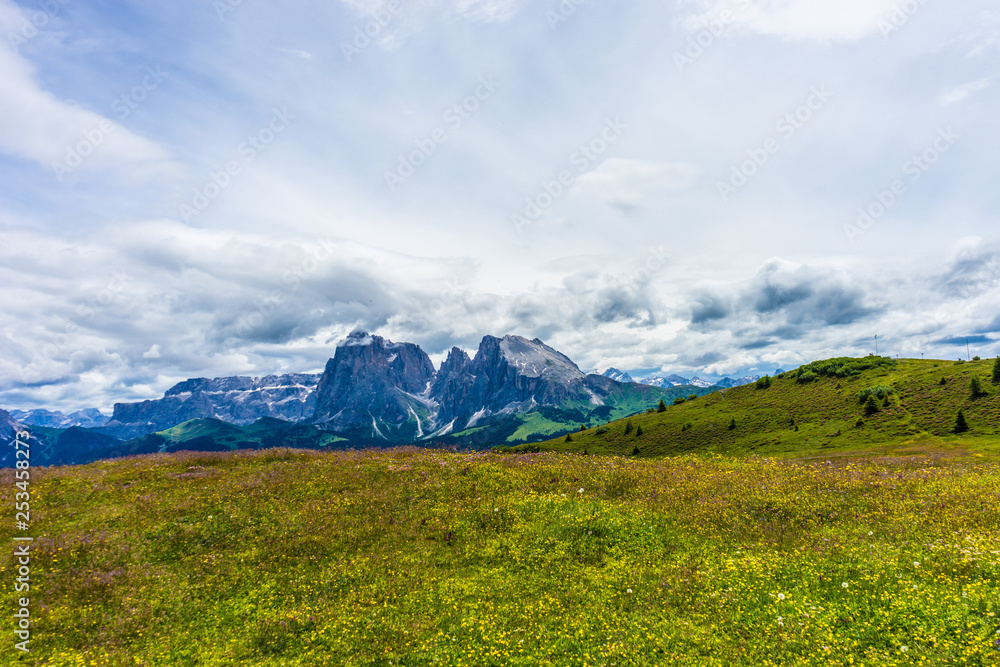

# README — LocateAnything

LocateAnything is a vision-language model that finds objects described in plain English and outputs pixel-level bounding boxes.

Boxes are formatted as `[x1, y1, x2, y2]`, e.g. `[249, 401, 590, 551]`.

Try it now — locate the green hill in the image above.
[535, 356, 1000, 459]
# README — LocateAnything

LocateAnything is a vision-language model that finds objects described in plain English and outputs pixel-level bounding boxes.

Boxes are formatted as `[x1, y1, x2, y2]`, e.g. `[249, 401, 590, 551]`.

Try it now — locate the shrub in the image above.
[797, 371, 818, 384]
[727, 418, 736, 431]
[687, 394, 698, 401]
[623, 420, 633, 435]
[657, 399, 667, 412]
[973, 356, 981, 361]
[939, 377, 947, 385]
[863, 395, 880, 416]
[796, 355, 895, 380]
[564, 434, 573, 443]
[594, 427, 608, 436]
[857, 385, 894, 403]
[673, 397, 686, 406]
[953, 410, 969, 434]
[755, 376, 772, 390]
[993, 357, 1000, 384]
[881, 395, 891, 407]
[631, 446, 641, 455]
[635, 425, 643, 436]
[579, 424, 587, 432]
[855, 418, 865, 427]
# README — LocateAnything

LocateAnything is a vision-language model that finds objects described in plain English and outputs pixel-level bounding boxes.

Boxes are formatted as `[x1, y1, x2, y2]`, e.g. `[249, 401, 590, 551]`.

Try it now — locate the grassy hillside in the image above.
[538, 357, 1000, 459]
[2, 448, 998, 665]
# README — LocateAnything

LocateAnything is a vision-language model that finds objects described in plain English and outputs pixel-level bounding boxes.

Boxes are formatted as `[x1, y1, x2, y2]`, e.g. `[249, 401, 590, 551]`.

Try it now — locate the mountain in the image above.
[103, 372, 321, 439]
[0, 408, 25, 466]
[638, 374, 692, 388]
[687, 377, 718, 388]
[311, 333, 695, 446]
[9, 408, 109, 429]
[538, 355, 1000, 458]
[715, 375, 762, 389]
[602, 368, 635, 383]
[312, 331, 437, 440]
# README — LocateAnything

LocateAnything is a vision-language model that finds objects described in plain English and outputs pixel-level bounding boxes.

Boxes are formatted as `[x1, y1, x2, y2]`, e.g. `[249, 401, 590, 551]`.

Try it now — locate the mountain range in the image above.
[604, 369, 788, 389]
[1, 333, 715, 465]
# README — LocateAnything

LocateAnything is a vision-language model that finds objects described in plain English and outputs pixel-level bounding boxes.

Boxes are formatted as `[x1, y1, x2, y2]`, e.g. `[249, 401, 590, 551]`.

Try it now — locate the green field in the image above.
[3, 446, 999, 665]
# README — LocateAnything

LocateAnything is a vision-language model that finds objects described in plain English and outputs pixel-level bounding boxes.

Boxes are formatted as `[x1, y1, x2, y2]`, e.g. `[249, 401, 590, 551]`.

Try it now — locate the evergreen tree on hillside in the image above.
[728, 418, 736, 431]
[565, 433, 573, 443]
[657, 399, 667, 413]
[635, 425, 643, 436]
[863, 395, 880, 416]
[970, 376, 987, 399]
[953, 410, 969, 434]
[624, 420, 633, 435]
[993, 357, 1000, 385]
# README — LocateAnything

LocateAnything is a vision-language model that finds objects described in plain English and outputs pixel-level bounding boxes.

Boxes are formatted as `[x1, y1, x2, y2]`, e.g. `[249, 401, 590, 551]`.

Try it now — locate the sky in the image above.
[0, 0, 998, 413]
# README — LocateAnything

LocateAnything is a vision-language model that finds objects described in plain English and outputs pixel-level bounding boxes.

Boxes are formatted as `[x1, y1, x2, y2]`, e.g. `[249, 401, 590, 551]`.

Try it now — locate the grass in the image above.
[2, 447, 999, 665]
[539, 358, 1000, 459]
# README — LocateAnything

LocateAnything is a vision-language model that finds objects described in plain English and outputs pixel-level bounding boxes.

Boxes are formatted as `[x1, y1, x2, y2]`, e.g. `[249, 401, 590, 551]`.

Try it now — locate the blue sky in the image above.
[1, 0, 998, 411]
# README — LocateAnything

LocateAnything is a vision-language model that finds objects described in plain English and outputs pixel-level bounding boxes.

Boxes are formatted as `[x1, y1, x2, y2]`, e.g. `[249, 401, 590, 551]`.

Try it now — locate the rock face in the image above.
[312, 332, 436, 434]
[602, 368, 635, 383]
[432, 335, 587, 428]
[312, 333, 648, 439]
[103, 373, 321, 439]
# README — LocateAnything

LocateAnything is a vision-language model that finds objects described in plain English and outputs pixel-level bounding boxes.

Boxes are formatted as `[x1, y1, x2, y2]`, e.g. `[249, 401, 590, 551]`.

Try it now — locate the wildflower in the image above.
[913, 561, 920, 568]
[868, 531, 873, 536]
[578, 488, 584, 493]
[842, 582, 849, 589]
[777, 593, 785, 601]
[626, 588, 633, 594]
[208, 516, 213, 520]
[900, 646, 909, 653]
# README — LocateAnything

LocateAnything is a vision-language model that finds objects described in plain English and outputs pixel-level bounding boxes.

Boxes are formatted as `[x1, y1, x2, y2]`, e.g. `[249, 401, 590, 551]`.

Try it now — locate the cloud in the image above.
[682, 0, 910, 42]
[0, 10, 175, 179]
[937, 77, 993, 106]
[574, 158, 700, 215]
[936, 239, 1000, 298]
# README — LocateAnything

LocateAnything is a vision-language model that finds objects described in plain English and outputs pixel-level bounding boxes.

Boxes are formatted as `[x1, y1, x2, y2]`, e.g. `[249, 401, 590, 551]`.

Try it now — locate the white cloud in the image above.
[574, 158, 700, 214]
[937, 77, 993, 106]
[683, 0, 911, 42]
[0, 2, 174, 179]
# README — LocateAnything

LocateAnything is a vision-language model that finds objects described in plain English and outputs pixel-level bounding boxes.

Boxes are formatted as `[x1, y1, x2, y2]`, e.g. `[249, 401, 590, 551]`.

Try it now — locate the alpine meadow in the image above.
[2, 0, 1000, 665]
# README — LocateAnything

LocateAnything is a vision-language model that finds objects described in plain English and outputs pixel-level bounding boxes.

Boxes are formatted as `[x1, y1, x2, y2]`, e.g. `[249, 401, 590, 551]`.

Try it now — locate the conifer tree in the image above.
[953, 410, 969, 433]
